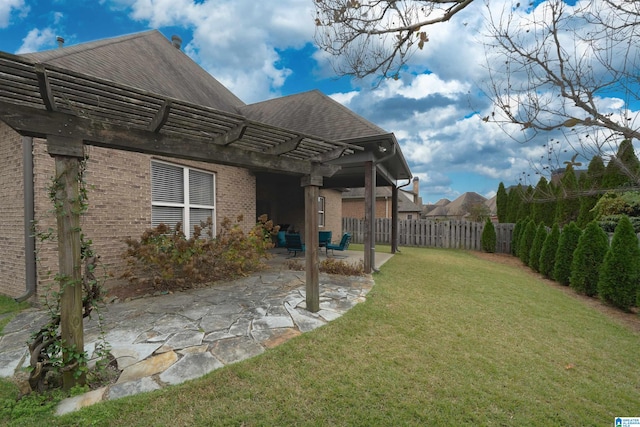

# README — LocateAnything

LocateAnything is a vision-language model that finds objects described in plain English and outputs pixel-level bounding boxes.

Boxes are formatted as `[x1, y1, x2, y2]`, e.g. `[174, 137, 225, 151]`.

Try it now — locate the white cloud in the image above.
[105, 0, 315, 102]
[0, 0, 28, 28]
[16, 27, 55, 54]
[329, 91, 358, 106]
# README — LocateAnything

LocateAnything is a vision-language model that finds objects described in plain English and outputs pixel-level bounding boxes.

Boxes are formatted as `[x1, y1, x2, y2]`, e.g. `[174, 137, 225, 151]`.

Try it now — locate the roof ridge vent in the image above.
[171, 35, 182, 50]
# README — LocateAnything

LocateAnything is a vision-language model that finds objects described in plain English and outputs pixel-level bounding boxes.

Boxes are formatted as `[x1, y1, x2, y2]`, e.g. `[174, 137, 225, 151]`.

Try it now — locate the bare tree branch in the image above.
[313, 0, 474, 80]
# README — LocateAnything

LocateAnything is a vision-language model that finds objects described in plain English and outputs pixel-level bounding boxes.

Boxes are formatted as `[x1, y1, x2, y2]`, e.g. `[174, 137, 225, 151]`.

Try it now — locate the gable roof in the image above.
[424, 192, 487, 217]
[20, 30, 245, 113]
[240, 90, 386, 141]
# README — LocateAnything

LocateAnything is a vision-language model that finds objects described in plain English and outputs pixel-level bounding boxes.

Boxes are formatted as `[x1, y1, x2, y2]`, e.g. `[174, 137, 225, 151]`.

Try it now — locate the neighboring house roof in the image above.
[425, 205, 449, 217]
[424, 192, 487, 217]
[484, 195, 497, 215]
[20, 30, 245, 113]
[435, 198, 451, 206]
[240, 90, 386, 141]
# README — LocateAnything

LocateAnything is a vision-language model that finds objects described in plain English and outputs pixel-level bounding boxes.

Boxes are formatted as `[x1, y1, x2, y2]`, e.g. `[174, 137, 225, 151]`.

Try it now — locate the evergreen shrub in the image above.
[553, 222, 582, 285]
[481, 218, 497, 253]
[598, 215, 640, 311]
[539, 223, 560, 279]
[529, 223, 547, 272]
[569, 221, 609, 296]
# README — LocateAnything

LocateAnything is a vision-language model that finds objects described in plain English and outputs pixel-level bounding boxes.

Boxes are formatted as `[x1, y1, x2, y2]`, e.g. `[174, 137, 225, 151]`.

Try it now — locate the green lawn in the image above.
[4, 247, 640, 426]
[0, 295, 30, 335]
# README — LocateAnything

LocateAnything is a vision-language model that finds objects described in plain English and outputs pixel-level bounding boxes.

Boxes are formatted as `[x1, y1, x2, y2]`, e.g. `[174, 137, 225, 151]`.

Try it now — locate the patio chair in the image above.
[285, 233, 305, 257]
[326, 233, 351, 257]
[276, 231, 287, 248]
[319, 230, 332, 248]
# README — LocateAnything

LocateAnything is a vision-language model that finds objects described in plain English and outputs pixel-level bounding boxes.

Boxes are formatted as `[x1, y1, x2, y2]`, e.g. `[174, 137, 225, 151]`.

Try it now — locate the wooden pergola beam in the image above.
[211, 121, 247, 146]
[264, 136, 302, 155]
[34, 63, 55, 112]
[148, 100, 172, 133]
[0, 102, 340, 177]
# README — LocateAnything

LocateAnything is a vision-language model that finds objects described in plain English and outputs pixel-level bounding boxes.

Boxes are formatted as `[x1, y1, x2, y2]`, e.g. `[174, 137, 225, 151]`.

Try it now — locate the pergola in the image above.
[0, 50, 409, 386]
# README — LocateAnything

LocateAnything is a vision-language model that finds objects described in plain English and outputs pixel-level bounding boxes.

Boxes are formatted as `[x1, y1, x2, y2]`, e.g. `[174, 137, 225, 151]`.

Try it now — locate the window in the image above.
[151, 161, 215, 238]
[318, 196, 325, 227]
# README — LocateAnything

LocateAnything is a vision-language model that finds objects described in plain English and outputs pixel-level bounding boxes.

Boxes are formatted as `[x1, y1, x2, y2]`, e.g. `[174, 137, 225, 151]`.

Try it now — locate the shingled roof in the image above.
[20, 30, 245, 113]
[240, 90, 386, 141]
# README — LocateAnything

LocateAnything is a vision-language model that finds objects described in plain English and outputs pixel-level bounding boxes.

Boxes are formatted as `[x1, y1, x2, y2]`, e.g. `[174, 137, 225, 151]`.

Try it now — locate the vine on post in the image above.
[28, 157, 110, 392]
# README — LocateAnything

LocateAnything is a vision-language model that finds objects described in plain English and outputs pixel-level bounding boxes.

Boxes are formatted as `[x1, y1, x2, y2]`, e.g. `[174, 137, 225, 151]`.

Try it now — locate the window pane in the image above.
[190, 208, 214, 237]
[152, 162, 184, 203]
[152, 206, 183, 229]
[189, 170, 214, 206]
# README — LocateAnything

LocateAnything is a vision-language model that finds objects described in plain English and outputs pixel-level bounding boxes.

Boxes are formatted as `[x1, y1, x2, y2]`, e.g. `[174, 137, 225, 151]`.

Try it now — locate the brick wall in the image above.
[320, 189, 343, 242]
[342, 198, 394, 219]
[0, 122, 26, 298]
[28, 141, 256, 297]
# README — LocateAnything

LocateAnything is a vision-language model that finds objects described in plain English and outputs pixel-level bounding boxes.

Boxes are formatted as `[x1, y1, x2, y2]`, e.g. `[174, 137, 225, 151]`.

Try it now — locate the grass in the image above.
[3, 247, 640, 426]
[0, 294, 30, 335]
[348, 243, 392, 254]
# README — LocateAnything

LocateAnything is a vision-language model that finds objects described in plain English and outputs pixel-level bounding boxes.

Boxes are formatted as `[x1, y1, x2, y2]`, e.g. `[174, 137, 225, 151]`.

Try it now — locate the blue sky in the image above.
[0, 0, 636, 204]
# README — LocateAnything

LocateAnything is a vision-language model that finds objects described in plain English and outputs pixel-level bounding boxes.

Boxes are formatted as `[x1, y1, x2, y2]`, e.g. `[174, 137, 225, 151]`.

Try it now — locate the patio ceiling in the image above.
[0, 51, 362, 177]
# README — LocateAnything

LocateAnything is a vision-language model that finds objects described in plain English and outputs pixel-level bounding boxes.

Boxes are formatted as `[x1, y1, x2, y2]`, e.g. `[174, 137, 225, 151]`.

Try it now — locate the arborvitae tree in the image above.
[531, 176, 557, 227]
[602, 139, 640, 189]
[519, 219, 537, 265]
[570, 221, 609, 296]
[555, 165, 580, 226]
[481, 218, 497, 253]
[553, 222, 582, 285]
[511, 219, 525, 256]
[496, 182, 508, 223]
[577, 155, 605, 228]
[539, 222, 560, 279]
[516, 186, 534, 222]
[529, 223, 548, 272]
[506, 184, 524, 223]
[598, 215, 640, 311]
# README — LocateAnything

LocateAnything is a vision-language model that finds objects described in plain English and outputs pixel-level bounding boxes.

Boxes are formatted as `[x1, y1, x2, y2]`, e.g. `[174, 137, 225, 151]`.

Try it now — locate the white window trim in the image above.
[318, 196, 326, 228]
[151, 160, 216, 238]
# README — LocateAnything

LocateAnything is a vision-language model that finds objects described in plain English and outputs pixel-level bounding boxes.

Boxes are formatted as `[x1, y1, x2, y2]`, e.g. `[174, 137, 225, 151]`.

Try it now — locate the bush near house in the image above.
[529, 223, 547, 272]
[553, 222, 582, 286]
[539, 223, 560, 279]
[598, 215, 640, 311]
[481, 218, 496, 253]
[122, 215, 277, 290]
[569, 221, 609, 297]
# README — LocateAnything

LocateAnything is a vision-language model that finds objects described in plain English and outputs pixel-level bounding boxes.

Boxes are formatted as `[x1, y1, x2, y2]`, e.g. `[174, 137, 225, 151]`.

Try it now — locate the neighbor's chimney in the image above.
[56, 36, 64, 48]
[412, 177, 419, 196]
[171, 35, 182, 50]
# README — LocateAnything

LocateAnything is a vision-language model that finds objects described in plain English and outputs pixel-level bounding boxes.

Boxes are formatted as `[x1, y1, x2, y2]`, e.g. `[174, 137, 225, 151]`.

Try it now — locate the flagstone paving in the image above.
[0, 267, 379, 415]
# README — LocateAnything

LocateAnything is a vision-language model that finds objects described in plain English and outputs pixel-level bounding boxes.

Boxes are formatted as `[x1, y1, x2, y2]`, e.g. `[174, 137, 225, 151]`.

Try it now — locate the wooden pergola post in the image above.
[49, 136, 86, 389]
[391, 185, 399, 253]
[364, 160, 376, 273]
[302, 174, 322, 313]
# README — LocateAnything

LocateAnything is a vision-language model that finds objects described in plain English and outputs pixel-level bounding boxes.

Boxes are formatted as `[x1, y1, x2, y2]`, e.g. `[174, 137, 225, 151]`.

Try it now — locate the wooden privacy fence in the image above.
[343, 218, 515, 254]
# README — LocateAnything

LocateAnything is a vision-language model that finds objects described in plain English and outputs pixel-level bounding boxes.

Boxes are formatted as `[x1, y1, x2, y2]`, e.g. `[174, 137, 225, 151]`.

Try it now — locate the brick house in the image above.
[342, 177, 422, 220]
[0, 30, 411, 301]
